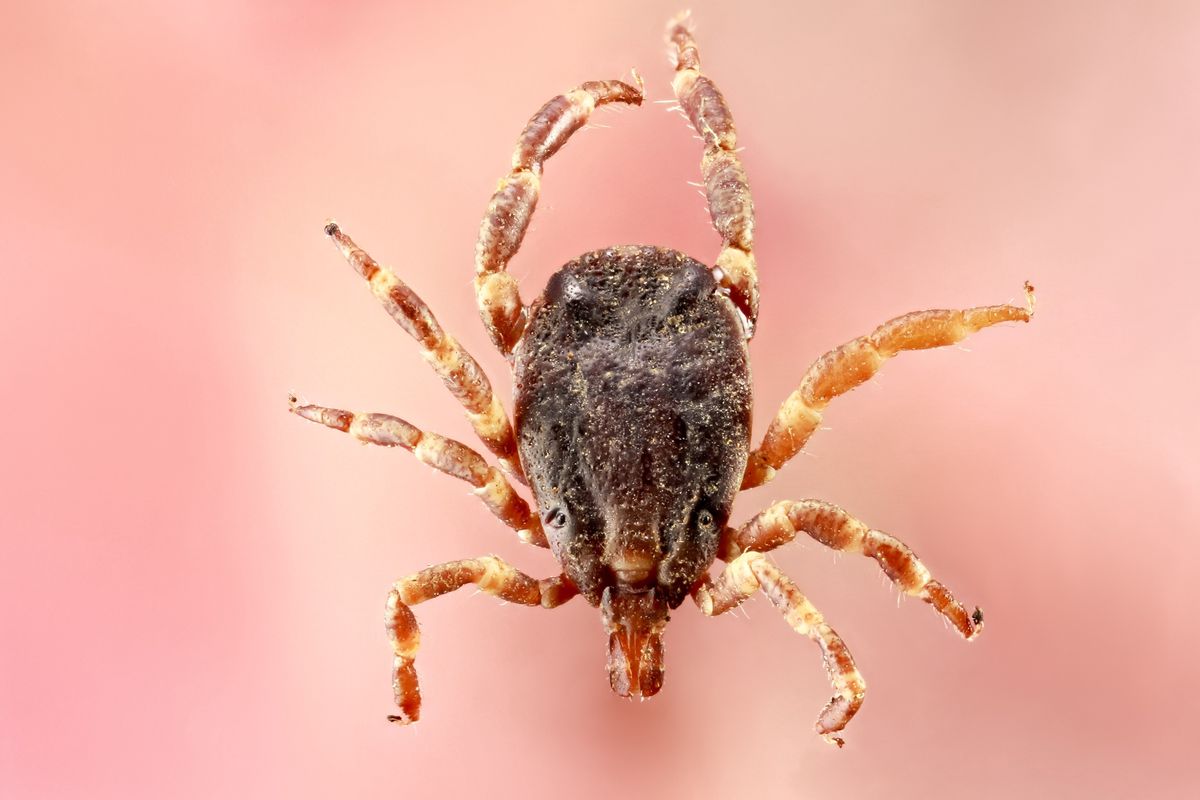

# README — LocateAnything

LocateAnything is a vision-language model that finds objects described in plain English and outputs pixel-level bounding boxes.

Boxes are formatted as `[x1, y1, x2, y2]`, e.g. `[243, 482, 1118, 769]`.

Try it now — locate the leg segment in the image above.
[289, 396, 547, 548]
[323, 222, 524, 483]
[475, 77, 645, 356]
[723, 500, 983, 640]
[693, 552, 865, 746]
[742, 284, 1036, 489]
[386, 557, 578, 723]
[667, 13, 758, 329]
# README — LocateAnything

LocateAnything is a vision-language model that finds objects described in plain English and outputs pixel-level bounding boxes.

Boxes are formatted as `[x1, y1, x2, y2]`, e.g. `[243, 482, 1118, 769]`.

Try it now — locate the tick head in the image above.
[601, 585, 669, 698]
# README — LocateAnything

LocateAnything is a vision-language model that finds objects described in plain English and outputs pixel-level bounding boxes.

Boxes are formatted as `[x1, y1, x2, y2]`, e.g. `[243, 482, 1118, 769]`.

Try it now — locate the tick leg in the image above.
[289, 396, 547, 548]
[475, 76, 645, 356]
[722, 500, 983, 640]
[667, 12, 758, 330]
[386, 558, 578, 723]
[322, 222, 524, 483]
[693, 552, 865, 747]
[742, 284, 1035, 488]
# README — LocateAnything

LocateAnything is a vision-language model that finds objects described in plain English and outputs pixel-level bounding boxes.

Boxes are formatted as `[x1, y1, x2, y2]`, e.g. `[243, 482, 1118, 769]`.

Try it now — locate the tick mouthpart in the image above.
[609, 553, 655, 586]
[613, 567, 652, 584]
[603, 545, 658, 588]
[601, 586, 669, 699]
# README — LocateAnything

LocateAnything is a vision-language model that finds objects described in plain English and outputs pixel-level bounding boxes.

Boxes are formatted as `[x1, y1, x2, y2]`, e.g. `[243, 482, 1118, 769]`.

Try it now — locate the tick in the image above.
[290, 13, 1034, 746]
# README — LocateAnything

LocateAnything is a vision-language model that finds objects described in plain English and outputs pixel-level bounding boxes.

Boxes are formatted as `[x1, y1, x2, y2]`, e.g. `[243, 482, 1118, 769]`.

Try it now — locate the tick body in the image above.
[291, 13, 1034, 745]
[516, 247, 750, 695]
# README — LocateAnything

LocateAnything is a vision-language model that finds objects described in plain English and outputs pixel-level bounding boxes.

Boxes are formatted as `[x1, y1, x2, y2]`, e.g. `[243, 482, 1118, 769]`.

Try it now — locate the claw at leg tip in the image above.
[1023, 281, 1037, 316]
[967, 606, 985, 640]
[323, 219, 339, 236]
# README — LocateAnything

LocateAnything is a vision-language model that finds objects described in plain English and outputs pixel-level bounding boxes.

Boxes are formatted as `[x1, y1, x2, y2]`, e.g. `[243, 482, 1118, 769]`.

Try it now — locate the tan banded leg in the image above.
[723, 500, 983, 639]
[667, 12, 758, 330]
[322, 222, 524, 483]
[289, 396, 546, 548]
[743, 283, 1036, 489]
[386, 557, 578, 723]
[475, 76, 645, 356]
[693, 552, 864, 747]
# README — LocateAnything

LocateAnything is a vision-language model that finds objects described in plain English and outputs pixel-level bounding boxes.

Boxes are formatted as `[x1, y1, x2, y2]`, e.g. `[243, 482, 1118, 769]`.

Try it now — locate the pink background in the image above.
[3, 1, 1198, 796]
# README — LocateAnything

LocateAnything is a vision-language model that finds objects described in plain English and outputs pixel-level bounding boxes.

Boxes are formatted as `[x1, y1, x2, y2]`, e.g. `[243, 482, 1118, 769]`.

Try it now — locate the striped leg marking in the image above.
[723, 500, 983, 640]
[667, 12, 758, 330]
[386, 558, 578, 723]
[322, 222, 524, 483]
[289, 397, 547, 548]
[742, 284, 1036, 489]
[693, 552, 865, 747]
[475, 76, 645, 356]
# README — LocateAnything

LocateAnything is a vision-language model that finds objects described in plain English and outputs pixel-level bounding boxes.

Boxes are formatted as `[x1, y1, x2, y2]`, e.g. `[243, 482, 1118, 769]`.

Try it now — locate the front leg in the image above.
[693, 552, 865, 746]
[387, 557, 578, 723]
[742, 284, 1035, 489]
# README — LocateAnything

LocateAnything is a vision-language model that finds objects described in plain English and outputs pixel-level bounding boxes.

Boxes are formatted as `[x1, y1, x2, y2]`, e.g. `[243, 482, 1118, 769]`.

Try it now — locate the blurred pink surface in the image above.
[3, 1, 1198, 797]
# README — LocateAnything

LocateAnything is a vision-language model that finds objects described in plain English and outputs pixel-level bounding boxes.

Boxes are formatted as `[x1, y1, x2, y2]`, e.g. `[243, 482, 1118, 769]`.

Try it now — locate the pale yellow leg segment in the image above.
[288, 396, 547, 548]
[723, 500, 983, 640]
[742, 283, 1036, 488]
[322, 222, 524, 483]
[386, 558, 577, 723]
[475, 77, 645, 356]
[693, 552, 865, 747]
[667, 12, 758, 329]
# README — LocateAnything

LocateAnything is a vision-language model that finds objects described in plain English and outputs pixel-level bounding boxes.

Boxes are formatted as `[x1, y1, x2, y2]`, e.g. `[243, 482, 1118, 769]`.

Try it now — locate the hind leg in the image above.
[667, 12, 758, 329]
[475, 77, 644, 356]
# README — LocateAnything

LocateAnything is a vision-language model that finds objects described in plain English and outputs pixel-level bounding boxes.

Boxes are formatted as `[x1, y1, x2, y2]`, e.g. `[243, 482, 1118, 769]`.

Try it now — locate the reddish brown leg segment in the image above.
[667, 12, 758, 329]
[742, 284, 1036, 488]
[322, 222, 525, 483]
[475, 77, 645, 356]
[693, 552, 865, 747]
[288, 396, 547, 548]
[386, 558, 578, 723]
[723, 500, 983, 639]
